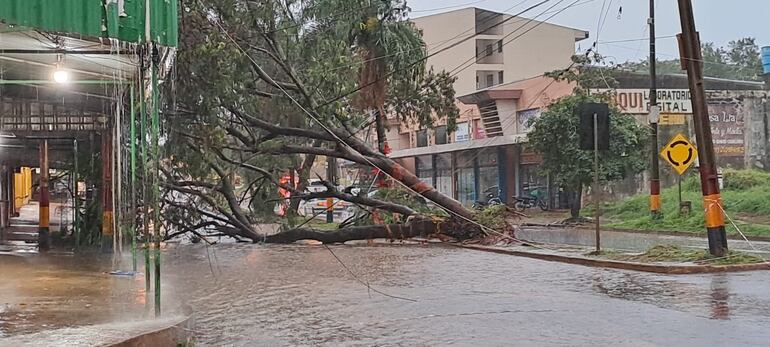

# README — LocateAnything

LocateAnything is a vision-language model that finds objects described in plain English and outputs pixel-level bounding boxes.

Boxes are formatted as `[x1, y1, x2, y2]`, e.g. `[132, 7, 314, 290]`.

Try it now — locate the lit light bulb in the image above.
[53, 67, 70, 84]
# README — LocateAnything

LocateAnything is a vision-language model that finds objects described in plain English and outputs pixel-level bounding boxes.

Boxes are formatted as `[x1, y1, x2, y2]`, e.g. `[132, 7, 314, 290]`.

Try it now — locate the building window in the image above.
[497, 40, 503, 53]
[473, 119, 485, 139]
[486, 44, 493, 56]
[416, 129, 428, 147]
[486, 74, 494, 88]
[498, 71, 504, 84]
[434, 125, 447, 145]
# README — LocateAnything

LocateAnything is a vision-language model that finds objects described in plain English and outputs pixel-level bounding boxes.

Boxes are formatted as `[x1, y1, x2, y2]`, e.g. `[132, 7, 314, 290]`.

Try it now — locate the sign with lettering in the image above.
[708, 103, 745, 157]
[596, 89, 692, 114]
[517, 108, 541, 133]
[455, 122, 470, 142]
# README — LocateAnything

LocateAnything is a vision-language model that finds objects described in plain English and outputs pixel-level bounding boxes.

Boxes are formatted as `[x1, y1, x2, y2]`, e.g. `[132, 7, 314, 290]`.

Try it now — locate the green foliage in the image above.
[473, 204, 509, 231]
[526, 92, 648, 193]
[165, 0, 462, 235]
[722, 168, 770, 190]
[601, 170, 770, 237]
[621, 37, 763, 81]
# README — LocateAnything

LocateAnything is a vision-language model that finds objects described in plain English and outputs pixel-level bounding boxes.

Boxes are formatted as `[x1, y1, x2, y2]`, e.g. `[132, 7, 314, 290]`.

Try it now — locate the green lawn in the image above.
[589, 245, 765, 265]
[598, 170, 770, 237]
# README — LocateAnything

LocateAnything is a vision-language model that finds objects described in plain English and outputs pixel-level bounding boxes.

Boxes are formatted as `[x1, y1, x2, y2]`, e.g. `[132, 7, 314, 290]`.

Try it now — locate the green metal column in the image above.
[130, 83, 138, 272]
[140, 55, 151, 298]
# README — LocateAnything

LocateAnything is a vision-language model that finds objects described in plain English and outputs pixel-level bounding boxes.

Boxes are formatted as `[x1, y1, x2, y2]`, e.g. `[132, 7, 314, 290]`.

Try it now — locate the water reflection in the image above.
[710, 274, 731, 320]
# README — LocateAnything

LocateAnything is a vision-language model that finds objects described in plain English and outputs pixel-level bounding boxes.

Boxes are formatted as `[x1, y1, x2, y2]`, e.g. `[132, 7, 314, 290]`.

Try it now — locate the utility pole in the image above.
[326, 156, 336, 224]
[676, 0, 728, 256]
[648, 0, 662, 218]
[593, 112, 601, 252]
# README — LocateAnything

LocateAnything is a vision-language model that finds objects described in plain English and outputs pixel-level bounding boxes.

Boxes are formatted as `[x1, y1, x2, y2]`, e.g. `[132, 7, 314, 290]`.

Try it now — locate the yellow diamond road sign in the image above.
[661, 133, 698, 175]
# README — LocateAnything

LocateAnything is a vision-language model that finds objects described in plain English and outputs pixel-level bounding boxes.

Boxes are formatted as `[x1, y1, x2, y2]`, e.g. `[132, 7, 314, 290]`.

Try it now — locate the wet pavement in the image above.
[0, 252, 155, 339]
[2, 243, 770, 346]
[162, 243, 770, 346]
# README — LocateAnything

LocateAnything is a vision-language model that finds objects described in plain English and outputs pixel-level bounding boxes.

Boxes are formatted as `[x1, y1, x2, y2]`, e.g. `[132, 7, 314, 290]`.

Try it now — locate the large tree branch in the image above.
[225, 106, 334, 141]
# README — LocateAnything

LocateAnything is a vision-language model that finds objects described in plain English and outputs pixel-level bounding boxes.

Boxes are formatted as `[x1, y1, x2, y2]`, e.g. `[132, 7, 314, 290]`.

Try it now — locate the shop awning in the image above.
[389, 133, 528, 159]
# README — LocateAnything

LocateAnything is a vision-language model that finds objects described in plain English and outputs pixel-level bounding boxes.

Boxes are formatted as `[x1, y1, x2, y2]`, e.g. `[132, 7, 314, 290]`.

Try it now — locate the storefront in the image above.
[409, 145, 515, 206]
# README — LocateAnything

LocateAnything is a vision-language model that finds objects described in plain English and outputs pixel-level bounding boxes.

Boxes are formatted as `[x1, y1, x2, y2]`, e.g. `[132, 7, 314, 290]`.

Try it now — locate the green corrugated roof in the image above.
[0, 0, 178, 47]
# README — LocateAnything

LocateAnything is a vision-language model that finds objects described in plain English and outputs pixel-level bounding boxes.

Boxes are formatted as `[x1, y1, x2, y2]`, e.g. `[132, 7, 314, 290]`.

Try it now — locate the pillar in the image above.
[0, 165, 7, 240]
[39, 140, 50, 251]
[101, 133, 114, 252]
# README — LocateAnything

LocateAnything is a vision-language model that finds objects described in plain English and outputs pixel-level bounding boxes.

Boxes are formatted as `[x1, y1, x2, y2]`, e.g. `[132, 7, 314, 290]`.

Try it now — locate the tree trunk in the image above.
[339, 133, 476, 221]
[374, 109, 387, 154]
[263, 218, 438, 244]
[570, 186, 582, 218]
[289, 151, 317, 213]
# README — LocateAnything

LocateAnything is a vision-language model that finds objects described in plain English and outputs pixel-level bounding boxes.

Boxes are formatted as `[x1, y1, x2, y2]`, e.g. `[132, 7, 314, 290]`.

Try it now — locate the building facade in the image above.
[386, 8, 586, 206]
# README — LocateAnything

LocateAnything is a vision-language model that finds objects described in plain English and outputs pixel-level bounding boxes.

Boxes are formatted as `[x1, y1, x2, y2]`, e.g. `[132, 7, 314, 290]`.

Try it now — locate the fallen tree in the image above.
[159, 0, 510, 244]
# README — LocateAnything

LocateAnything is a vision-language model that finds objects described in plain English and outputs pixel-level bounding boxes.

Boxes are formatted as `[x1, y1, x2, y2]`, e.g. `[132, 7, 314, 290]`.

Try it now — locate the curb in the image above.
[456, 244, 770, 274]
[107, 315, 194, 347]
[521, 223, 770, 243]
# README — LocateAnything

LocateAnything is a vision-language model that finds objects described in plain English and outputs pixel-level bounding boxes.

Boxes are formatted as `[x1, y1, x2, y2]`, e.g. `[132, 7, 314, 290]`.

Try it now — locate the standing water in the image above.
[2, 243, 770, 346]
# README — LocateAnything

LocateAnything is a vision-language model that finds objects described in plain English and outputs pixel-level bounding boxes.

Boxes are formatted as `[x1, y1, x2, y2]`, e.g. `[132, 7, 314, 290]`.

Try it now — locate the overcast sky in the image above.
[408, 0, 770, 64]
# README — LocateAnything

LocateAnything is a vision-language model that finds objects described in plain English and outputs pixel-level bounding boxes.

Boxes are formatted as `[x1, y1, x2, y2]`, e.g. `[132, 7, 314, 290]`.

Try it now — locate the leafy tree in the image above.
[621, 37, 763, 81]
[530, 54, 648, 218]
[158, 0, 473, 242]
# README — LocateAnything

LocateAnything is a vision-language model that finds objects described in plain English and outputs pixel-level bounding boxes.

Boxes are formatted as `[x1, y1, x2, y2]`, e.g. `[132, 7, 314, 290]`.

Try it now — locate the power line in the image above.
[598, 34, 677, 44]
[447, 0, 573, 77]
[206, 8, 531, 245]
[318, 0, 552, 108]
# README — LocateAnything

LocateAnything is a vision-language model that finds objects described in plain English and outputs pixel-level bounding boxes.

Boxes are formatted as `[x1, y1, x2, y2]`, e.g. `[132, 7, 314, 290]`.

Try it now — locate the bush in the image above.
[722, 169, 770, 190]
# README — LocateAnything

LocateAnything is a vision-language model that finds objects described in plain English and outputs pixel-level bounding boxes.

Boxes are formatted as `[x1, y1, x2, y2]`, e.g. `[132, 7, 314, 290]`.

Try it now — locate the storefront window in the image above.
[415, 155, 434, 186]
[477, 150, 499, 201]
[520, 164, 547, 194]
[435, 153, 452, 197]
[455, 151, 476, 205]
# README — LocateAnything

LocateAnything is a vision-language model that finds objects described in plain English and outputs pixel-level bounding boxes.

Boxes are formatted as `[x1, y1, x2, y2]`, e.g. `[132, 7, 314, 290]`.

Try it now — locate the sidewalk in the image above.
[456, 243, 770, 274]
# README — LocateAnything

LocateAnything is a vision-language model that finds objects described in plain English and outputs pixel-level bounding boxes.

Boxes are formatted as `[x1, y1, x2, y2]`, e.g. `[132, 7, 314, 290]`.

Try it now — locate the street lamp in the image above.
[53, 65, 70, 84]
[53, 53, 69, 84]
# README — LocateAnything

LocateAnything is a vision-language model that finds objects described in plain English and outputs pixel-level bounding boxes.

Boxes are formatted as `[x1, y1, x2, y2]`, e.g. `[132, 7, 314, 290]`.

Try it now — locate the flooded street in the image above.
[161, 243, 770, 346]
[2, 243, 770, 345]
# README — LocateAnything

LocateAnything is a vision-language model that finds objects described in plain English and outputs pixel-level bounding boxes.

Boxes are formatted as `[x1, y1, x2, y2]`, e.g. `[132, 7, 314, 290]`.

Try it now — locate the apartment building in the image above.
[387, 7, 587, 205]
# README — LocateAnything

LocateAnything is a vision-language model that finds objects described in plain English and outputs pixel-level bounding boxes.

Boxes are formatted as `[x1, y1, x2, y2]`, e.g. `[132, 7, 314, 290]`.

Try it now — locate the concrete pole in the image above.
[677, 0, 728, 256]
[39, 140, 50, 251]
[649, 0, 662, 218]
[101, 132, 114, 253]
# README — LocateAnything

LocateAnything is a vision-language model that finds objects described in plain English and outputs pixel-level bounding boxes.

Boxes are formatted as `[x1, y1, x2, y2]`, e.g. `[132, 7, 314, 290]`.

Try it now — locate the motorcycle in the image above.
[472, 186, 503, 210]
[513, 185, 549, 212]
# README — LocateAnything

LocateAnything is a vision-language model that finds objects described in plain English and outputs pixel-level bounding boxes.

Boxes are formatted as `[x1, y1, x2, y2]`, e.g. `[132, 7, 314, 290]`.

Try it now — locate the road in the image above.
[162, 243, 770, 346]
[2, 243, 770, 346]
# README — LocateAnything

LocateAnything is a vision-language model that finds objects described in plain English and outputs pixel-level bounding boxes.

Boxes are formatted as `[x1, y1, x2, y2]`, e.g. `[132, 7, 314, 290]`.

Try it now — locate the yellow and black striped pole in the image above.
[101, 132, 114, 252]
[677, 0, 727, 256]
[38, 140, 50, 251]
